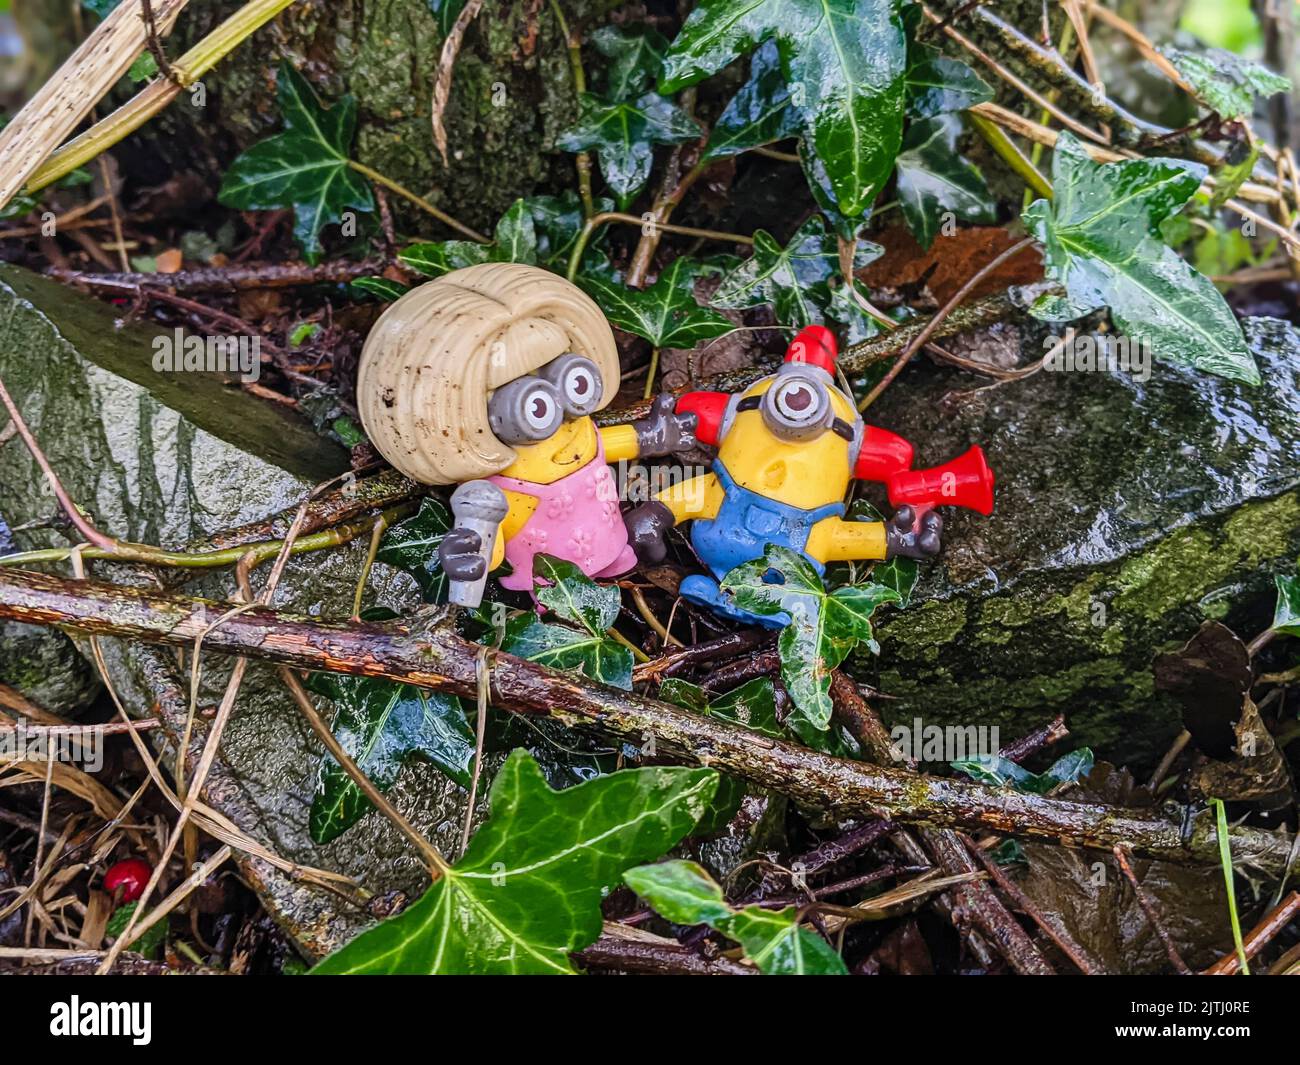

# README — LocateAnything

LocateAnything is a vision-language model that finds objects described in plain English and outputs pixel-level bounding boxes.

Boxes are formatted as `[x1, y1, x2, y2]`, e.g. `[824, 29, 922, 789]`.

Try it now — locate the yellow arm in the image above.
[599, 424, 641, 464]
[805, 517, 888, 564]
[653, 472, 724, 524]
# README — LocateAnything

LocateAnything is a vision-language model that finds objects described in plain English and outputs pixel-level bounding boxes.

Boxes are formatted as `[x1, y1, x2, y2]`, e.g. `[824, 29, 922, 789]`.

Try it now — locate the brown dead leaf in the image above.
[859, 225, 1043, 304]
[154, 248, 183, 274]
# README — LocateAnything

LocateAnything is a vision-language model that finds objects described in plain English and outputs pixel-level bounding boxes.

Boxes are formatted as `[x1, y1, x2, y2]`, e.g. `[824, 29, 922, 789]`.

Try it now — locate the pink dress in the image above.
[489, 432, 637, 592]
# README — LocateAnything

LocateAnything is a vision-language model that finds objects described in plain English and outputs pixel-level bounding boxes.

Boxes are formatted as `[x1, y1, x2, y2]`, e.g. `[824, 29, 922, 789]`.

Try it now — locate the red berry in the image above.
[103, 858, 152, 902]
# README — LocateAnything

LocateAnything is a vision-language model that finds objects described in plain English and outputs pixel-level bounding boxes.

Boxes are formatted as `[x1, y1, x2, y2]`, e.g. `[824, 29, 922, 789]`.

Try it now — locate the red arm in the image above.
[854, 425, 914, 482]
[675, 391, 730, 447]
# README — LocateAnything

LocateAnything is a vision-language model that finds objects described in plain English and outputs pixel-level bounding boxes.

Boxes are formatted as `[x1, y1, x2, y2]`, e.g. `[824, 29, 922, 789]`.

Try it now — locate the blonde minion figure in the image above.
[357, 263, 696, 607]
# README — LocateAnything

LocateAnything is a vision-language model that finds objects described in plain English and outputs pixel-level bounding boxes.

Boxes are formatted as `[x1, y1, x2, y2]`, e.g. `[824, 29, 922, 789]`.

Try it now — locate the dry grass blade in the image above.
[431, 0, 484, 166]
[0, 0, 190, 209]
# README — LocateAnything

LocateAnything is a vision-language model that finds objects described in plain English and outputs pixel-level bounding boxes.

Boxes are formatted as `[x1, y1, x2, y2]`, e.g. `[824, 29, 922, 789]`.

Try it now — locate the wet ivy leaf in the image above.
[350, 276, 410, 301]
[709, 677, 782, 738]
[312, 752, 717, 974]
[952, 747, 1094, 794]
[1273, 574, 1300, 637]
[1162, 47, 1291, 120]
[713, 216, 881, 329]
[306, 670, 474, 844]
[219, 63, 373, 262]
[556, 92, 700, 208]
[655, 679, 752, 833]
[904, 50, 992, 118]
[374, 497, 455, 603]
[660, 0, 906, 218]
[701, 40, 802, 163]
[581, 256, 734, 347]
[624, 860, 847, 974]
[591, 24, 670, 101]
[870, 555, 919, 607]
[501, 614, 633, 689]
[658, 677, 712, 713]
[106, 902, 166, 958]
[1023, 132, 1258, 385]
[525, 190, 614, 268]
[721, 545, 899, 733]
[533, 554, 621, 634]
[400, 197, 539, 276]
[894, 115, 996, 248]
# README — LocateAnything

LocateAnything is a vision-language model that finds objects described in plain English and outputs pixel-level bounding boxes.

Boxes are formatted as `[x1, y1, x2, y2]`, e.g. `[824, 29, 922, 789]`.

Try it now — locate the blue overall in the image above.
[680, 460, 844, 629]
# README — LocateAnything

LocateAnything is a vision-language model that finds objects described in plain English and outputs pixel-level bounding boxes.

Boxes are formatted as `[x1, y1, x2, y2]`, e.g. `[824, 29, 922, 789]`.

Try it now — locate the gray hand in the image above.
[634, 394, 698, 457]
[438, 527, 486, 581]
[624, 500, 675, 565]
[885, 505, 943, 560]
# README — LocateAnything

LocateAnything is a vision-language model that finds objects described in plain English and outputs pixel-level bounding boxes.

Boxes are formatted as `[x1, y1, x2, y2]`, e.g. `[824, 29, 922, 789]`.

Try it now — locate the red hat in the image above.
[784, 325, 837, 376]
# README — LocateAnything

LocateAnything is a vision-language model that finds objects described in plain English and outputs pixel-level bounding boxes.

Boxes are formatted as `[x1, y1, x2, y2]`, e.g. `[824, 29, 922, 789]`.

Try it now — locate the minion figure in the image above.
[356, 263, 695, 605]
[624, 325, 994, 628]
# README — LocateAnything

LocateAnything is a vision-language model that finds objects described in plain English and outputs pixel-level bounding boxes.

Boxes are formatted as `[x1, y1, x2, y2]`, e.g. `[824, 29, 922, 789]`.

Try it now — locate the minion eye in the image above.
[539, 353, 603, 416]
[761, 371, 832, 440]
[488, 376, 563, 444]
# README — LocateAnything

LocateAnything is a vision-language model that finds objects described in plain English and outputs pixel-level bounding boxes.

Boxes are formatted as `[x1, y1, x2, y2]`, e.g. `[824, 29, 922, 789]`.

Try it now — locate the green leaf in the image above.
[904, 51, 992, 118]
[306, 670, 475, 844]
[701, 40, 802, 163]
[1162, 46, 1291, 120]
[106, 902, 166, 958]
[659, 677, 712, 713]
[399, 196, 541, 277]
[1023, 132, 1258, 385]
[350, 276, 411, 301]
[427, 0, 467, 37]
[1272, 574, 1300, 637]
[721, 545, 899, 733]
[869, 555, 919, 607]
[952, 747, 1094, 794]
[580, 256, 734, 347]
[590, 25, 670, 101]
[894, 115, 996, 248]
[374, 497, 455, 603]
[533, 554, 621, 634]
[660, 0, 906, 217]
[218, 63, 373, 262]
[127, 53, 158, 84]
[708, 677, 782, 738]
[624, 859, 737, 925]
[624, 860, 847, 974]
[556, 92, 700, 209]
[312, 752, 718, 974]
[501, 614, 633, 689]
[525, 190, 614, 268]
[712, 215, 881, 329]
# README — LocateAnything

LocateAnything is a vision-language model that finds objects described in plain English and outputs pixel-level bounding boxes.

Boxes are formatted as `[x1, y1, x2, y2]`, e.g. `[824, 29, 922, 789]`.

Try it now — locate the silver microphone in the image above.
[447, 480, 509, 607]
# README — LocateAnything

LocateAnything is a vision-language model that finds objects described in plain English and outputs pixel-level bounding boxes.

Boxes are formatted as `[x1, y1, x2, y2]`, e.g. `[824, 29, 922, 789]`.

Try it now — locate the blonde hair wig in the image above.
[357, 263, 618, 484]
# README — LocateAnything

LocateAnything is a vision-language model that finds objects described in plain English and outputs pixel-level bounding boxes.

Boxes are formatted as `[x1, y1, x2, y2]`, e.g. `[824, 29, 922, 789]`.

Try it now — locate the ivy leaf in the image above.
[1162, 47, 1291, 120]
[870, 555, 919, 607]
[312, 752, 718, 974]
[350, 276, 411, 301]
[218, 63, 373, 262]
[556, 92, 700, 209]
[1023, 132, 1258, 385]
[701, 40, 802, 163]
[708, 677, 782, 738]
[904, 50, 993, 118]
[306, 669, 474, 844]
[624, 860, 847, 974]
[894, 115, 996, 249]
[591, 25, 670, 101]
[952, 747, 1094, 794]
[1273, 574, 1300, 637]
[501, 614, 633, 689]
[660, 0, 907, 218]
[525, 190, 614, 268]
[713, 216, 881, 329]
[533, 554, 621, 634]
[581, 256, 734, 347]
[400, 197, 539, 277]
[374, 497, 455, 603]
[721, 545, 900, 734]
